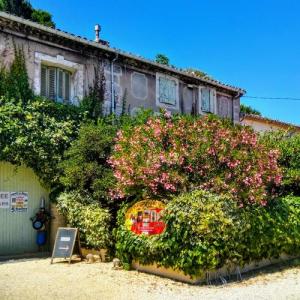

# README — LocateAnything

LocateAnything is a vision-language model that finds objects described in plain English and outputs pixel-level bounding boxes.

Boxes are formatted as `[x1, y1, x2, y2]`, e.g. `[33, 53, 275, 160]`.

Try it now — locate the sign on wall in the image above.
[125, 200, 166, 236]
[10, 192, 28, 213]
[0, 192, 10, 209]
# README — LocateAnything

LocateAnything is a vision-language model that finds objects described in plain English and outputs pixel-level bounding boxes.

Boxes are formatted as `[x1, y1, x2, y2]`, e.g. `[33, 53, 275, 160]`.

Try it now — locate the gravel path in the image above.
[0, 258, 299, 300]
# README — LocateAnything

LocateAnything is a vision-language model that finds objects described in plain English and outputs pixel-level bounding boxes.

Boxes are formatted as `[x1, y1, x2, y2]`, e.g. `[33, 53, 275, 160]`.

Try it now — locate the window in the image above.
[131, 72, 148, 99]
[156, 74, 178, 106]
[199, 87, 216, 114]
[41, 65, 71, 103]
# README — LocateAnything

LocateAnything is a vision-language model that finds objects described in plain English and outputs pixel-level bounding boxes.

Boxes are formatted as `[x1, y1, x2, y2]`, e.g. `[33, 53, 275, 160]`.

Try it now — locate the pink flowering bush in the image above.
[109, 113, 282, 206]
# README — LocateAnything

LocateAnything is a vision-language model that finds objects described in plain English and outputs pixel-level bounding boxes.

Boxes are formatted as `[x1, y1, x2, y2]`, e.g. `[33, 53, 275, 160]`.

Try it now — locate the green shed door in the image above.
[0, 162, 49, 256]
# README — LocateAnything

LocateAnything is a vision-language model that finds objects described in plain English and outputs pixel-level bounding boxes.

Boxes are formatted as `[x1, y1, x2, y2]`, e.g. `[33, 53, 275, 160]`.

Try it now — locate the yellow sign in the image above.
[125, 200, 166, 236]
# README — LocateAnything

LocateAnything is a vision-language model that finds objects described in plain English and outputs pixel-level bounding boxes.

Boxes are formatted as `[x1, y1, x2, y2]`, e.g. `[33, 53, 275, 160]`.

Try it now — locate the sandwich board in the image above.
[51, 227, 82, 264]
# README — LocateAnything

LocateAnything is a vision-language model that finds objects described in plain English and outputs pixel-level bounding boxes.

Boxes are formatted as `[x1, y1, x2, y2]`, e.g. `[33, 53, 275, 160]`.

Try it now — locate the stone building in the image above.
[0, 11, 245, 121]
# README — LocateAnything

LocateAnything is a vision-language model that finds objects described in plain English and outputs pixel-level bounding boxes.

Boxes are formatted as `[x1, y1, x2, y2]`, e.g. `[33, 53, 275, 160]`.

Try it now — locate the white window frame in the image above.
[34, 52, 84, 105]
[156, 73, 179, 110]
[198, 86, 217, 114]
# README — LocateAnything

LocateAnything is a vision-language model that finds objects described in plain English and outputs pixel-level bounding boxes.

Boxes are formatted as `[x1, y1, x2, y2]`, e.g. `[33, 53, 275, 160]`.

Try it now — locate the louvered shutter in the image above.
[48, 67, 56, 100]
[40, 66, 47, 97]
[201, 88, 210, 112]
[64, 72, 70, 103]
[57, 69, 63, 103]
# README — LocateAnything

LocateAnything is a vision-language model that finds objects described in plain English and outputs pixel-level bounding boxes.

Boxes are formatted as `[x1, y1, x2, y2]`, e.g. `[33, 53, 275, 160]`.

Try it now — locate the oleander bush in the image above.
[110, 112, 282, 206]
[57, 192, 112, 249]
[115, 190, 300, 276]
[261, 130, 300, 196]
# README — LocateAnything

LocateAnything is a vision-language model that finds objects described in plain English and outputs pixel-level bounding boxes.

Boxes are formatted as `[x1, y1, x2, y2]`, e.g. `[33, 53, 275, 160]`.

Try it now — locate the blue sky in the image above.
[31, 0, 300, 125]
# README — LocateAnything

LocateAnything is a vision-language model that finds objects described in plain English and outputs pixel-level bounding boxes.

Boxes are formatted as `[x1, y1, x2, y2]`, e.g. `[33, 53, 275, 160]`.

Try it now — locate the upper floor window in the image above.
[199, 87, 216, 114]
[156, 73, 179, 108]
[41, 65, 71, 103]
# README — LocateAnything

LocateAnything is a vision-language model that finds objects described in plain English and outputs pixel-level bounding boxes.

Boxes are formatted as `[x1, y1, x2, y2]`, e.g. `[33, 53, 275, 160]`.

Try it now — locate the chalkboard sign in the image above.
[51, 227, 82, 264]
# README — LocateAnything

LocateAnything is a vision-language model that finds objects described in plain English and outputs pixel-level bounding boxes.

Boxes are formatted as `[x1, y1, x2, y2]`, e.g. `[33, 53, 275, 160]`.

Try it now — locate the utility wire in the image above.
[244, 96, 300, 101]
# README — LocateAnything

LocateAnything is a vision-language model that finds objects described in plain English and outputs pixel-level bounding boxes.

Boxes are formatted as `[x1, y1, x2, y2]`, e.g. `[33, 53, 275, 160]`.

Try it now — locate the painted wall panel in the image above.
[0, 162, 49, 255]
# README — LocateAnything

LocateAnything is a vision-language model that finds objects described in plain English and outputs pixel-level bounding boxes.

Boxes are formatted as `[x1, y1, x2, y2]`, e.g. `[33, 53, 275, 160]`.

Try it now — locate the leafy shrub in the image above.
[57, 192, 112, 249]
[110, 113, 281, 206]
[115, 190, 300, 276]
[60, 120, 117, 207]
[0, 96, 85, 189]
[60, 110, 154, 207]
[261, 131, 300, 196]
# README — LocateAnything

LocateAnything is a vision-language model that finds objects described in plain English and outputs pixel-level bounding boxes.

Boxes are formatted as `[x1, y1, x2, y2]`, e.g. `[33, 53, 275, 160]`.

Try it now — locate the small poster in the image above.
[0, 192, 10, 209]
[10, 192, 28, 212]
[125, 200, 166, 236]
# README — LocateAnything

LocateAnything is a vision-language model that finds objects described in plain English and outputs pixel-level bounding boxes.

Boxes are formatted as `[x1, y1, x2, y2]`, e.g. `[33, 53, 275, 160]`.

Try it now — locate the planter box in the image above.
[132, 253, 297, 284]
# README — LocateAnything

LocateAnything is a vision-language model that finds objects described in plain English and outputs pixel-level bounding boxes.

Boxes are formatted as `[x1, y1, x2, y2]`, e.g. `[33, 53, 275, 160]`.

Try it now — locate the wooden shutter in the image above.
[57, 69, 63, 103]
[201, 88, 210, 112]
[48, 67, 56, 100]
[64, 72, 70, 103]
[159, 77, 176, 105]
[40, 66, 47, 97]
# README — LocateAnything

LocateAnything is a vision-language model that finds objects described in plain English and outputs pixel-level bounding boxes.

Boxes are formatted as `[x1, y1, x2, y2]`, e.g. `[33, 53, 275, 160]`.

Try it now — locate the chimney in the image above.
[94, 24, 101, 43]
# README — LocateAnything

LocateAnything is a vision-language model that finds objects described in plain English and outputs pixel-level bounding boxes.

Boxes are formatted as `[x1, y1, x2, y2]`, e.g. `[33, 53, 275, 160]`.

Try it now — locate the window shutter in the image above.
[48, 67, 56, 100]
[40, 67, 47, 97]
[64, 72, 70, 103]
[210, 89, 217, 114]
[159, 77, 176, 105]
[57, 69, 63, 103]
[201, 88, 210, 112]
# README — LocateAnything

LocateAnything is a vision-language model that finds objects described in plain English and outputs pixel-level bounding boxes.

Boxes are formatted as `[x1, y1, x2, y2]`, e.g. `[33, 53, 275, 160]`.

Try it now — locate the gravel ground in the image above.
[0, 258, 299, 300]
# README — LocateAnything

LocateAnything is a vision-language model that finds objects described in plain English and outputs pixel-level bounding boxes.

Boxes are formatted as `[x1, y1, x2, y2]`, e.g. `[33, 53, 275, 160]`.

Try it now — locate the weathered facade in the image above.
[0, 12, 245, 121]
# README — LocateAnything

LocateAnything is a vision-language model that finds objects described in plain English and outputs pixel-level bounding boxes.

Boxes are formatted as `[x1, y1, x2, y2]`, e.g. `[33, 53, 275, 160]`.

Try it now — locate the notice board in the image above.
[51, 227, 82, 264]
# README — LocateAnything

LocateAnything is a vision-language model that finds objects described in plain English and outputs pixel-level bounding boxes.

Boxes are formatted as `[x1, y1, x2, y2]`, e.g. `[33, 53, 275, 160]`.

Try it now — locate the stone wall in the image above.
[0, 31, 240, 120]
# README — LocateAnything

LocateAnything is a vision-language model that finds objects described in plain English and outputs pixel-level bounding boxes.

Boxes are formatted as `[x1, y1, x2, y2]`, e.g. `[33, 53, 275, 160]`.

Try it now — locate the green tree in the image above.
[155, 54, 170, 66]
[0, 0, 55, 28]
[0, 0, 32, 19]
[31, 9, 55, 28]
[240, 104, 261, 116]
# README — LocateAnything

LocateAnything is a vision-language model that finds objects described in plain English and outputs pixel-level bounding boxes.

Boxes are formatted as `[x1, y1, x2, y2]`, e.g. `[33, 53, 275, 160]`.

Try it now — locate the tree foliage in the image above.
[0, 0, 55, 27]
[110, 112, 281, 206]
[59, 120, 117, 207]
[155, 54, 170, 66]
[240, 104, 261, 116]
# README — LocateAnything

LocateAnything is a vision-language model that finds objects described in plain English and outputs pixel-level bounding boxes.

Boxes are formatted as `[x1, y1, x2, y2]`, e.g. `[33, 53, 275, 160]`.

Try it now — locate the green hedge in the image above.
[115, 190, 300, 276]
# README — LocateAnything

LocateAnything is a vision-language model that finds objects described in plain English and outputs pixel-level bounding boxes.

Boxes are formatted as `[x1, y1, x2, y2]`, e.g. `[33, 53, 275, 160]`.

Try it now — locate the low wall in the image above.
[132, 254, 296, 284]
[50, 203, 66, 251]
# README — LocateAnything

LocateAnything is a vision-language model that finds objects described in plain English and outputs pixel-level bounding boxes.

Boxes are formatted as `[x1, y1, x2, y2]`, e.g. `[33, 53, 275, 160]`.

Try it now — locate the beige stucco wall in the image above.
[241, 119, 292, 133]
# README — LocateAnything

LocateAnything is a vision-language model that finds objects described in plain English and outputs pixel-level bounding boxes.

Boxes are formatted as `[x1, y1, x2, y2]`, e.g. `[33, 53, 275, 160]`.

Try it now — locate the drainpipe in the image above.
[110, 54, 118, 114]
